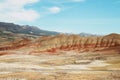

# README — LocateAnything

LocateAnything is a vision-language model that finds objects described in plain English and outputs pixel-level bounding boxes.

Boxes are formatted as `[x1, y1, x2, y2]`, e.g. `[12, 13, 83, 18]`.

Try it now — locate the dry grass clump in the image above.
[0, 71, 120, 80]
[0, 72, 55, 80]
[90, 59, 120, 70]
[41, 58, 76, 66]
[106, 59, 120, 64]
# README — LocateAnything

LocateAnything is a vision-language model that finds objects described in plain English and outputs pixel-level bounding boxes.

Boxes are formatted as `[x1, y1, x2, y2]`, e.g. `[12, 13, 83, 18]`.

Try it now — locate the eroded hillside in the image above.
[0, 33, 120, 55]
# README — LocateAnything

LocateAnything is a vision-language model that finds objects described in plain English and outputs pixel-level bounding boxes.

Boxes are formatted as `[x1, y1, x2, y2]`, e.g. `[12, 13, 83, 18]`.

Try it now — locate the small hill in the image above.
[104, 33, 120, 39]
[26, 34, 120, 55]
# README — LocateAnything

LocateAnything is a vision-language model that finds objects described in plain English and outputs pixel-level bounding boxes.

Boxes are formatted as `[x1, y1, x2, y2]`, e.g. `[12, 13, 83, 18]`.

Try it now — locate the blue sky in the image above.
[0, 0, 120, 34]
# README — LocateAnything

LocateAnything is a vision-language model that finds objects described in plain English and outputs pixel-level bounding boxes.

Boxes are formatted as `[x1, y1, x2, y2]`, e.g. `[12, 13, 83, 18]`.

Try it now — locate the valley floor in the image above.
[0, 52, 120, 80]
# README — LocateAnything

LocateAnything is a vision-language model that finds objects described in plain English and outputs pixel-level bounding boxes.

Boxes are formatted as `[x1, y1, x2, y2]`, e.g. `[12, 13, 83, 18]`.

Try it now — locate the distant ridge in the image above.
[104, 33, 120, 39]
[79, 32, 98, 37]
[0, 22, 59, 36]
[0, 22, 103, 37]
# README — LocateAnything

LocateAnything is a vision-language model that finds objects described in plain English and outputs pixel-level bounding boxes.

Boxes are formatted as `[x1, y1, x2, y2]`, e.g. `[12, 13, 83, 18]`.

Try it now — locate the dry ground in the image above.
[0, 52, 120, 80]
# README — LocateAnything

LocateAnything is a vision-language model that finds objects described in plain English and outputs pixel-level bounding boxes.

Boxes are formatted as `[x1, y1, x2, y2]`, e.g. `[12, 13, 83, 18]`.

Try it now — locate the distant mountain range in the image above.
[0, 22, 59, 36]
[79, 32, 98, 37]
[0, 22, 99, 37]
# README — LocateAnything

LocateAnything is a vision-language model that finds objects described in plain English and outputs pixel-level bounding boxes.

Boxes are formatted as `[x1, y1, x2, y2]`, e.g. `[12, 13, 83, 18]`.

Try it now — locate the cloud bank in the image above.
[0, 0, 40, 23]
[0, 0, 85, 23]
[48, 6, 61, 14]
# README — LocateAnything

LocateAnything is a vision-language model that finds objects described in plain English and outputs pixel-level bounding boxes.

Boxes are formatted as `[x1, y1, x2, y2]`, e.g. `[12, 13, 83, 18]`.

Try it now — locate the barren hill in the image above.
[0, 33, 120, 55]
[30, 34, 120, 54]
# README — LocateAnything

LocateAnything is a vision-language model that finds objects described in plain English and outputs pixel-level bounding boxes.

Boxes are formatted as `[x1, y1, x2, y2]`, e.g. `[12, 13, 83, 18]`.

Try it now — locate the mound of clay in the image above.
[30, 34, 120, 54]
[0, 33, 120, 55]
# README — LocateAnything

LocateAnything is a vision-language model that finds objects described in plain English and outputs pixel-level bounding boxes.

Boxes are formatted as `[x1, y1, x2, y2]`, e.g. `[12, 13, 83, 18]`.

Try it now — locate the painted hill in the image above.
[0, 33, 120, 55]
[29, 34, 120, 54]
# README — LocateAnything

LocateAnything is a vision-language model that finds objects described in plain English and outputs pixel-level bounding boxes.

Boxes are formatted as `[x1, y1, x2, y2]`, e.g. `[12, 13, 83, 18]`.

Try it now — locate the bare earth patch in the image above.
[0, 53, 120, 80]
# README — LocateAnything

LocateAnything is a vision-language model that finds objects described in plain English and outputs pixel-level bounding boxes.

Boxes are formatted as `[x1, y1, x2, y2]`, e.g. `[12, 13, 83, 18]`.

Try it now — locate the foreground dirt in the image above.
[0, 71, 120, 80]
[0, 53, 120, 80]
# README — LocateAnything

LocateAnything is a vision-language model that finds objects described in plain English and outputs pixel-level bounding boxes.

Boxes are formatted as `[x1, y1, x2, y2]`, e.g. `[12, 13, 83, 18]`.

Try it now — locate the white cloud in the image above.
[72, 0, 85, 2]
[48, 7, 61, 14]
[51, 0, 85, 4]
[0, 0, 40, 23]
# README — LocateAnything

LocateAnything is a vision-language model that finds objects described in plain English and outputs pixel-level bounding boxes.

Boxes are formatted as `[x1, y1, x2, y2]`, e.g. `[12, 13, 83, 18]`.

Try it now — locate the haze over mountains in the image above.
[0, 22, 99, 37]
[0, 22, 59, 36]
